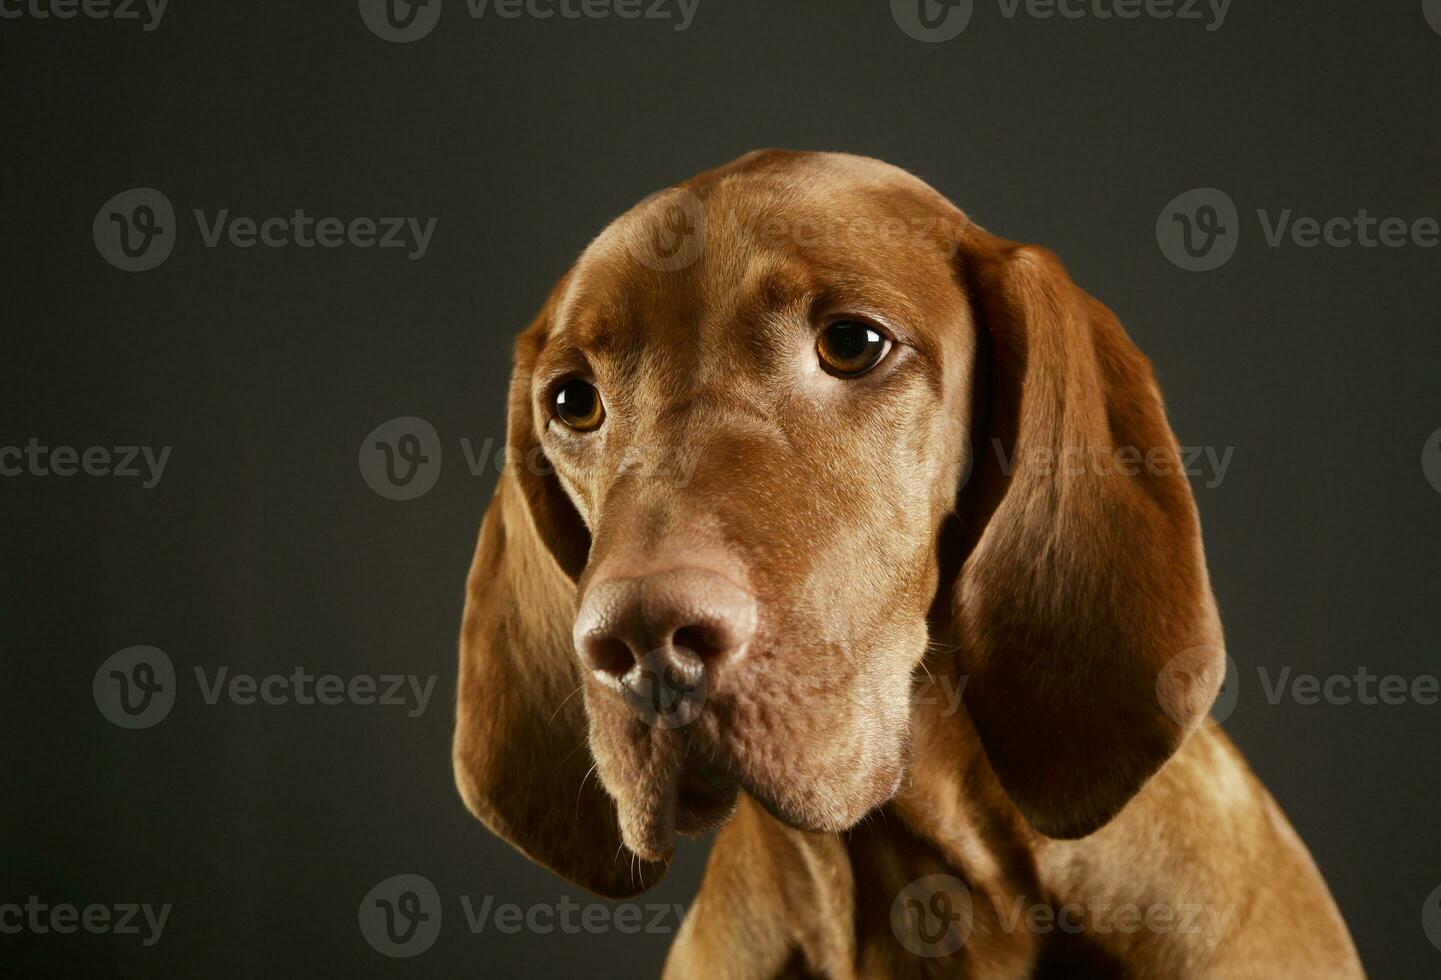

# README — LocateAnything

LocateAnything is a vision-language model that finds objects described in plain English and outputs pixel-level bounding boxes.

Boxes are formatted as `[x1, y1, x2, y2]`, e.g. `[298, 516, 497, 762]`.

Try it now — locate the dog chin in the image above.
[676, 766, 742, 835]
[618, 761, 738, 861]
[746, 763, 907, 835]
[617, 757, 904, 862]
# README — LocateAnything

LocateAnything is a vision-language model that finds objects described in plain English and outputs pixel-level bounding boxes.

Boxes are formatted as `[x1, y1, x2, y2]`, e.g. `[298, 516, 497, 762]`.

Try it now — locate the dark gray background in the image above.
[3, 0, 1439, 976]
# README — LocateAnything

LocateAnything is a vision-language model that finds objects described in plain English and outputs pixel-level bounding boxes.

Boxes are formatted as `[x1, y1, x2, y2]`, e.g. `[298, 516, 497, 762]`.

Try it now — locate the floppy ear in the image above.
[452, 280, 666, 896]
[952, 225, 1225, 840]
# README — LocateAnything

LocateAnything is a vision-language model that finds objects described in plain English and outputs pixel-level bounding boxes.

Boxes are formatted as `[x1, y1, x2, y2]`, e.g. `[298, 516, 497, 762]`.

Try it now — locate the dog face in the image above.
[453, 151, 1224, 896]
[537, 157, 976, 860]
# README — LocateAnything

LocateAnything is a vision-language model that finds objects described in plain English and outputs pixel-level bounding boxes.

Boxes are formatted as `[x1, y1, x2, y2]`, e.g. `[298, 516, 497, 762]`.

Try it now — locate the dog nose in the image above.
[574, 568, 757, 716]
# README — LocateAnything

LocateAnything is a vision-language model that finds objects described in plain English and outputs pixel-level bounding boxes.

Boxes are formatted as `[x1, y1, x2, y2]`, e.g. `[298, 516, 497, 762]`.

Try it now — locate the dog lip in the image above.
[620, 777, 680, 863]
[674, 763, 740, 836]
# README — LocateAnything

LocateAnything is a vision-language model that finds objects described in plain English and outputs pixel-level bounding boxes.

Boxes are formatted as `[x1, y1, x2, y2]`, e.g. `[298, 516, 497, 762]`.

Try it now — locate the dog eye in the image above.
[554, 379, 605, 431]
[817, 320, 892, 377]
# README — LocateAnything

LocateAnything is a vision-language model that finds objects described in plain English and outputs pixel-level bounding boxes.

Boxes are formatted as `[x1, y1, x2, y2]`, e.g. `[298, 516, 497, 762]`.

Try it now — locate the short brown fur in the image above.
[452, 151, 1363, 978]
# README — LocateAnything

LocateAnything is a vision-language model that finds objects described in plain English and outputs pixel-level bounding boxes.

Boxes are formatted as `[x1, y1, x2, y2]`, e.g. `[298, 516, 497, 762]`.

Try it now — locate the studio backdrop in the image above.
[3, 1, 1440, 976]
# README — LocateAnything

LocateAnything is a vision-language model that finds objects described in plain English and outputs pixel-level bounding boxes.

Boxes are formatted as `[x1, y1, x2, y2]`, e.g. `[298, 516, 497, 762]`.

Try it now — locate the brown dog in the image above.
[451, 150, 1363, 978]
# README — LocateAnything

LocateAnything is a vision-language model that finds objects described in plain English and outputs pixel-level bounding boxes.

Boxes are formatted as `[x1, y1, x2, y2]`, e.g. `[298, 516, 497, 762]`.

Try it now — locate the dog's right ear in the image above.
[452, 277, 665, 897]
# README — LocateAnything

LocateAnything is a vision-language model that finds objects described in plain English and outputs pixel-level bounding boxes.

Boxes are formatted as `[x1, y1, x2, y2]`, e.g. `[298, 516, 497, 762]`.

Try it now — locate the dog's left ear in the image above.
[950, 224, 1226, 840]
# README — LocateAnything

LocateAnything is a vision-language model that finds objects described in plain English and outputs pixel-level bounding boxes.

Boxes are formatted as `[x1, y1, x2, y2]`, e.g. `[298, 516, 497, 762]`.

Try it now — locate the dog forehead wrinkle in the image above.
[552, 257, 606, 342]
[561, 215, 699, 345]
[555, 293, 652, 370]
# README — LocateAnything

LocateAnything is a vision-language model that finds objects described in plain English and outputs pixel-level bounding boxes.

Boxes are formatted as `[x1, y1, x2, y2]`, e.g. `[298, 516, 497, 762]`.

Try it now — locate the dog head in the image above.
[452, 150, 1224, 895]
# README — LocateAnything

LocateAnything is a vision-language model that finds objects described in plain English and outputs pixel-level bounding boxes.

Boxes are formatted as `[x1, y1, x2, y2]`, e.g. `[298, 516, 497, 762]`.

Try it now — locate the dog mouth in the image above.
[588, 644, 918, 863]
[613, 747, 738, 862]
[607, 720, 907, 863]
[674, 761, 740, 836]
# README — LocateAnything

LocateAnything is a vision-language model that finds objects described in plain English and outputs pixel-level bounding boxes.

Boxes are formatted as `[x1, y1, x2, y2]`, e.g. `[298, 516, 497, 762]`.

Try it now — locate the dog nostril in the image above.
[587, 637, 635, 678]
[673, 625, 725, 662]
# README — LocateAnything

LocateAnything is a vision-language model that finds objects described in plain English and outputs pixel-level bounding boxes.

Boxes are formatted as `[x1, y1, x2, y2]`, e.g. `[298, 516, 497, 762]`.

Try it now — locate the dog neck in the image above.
[886, 657, 1041, 893]
[711, 662, 1046, 974]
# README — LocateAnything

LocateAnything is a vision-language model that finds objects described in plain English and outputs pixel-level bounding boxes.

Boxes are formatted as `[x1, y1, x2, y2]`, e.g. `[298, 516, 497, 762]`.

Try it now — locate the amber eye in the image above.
[817, 320, 892, 377]
[554, 378, 605, 431]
